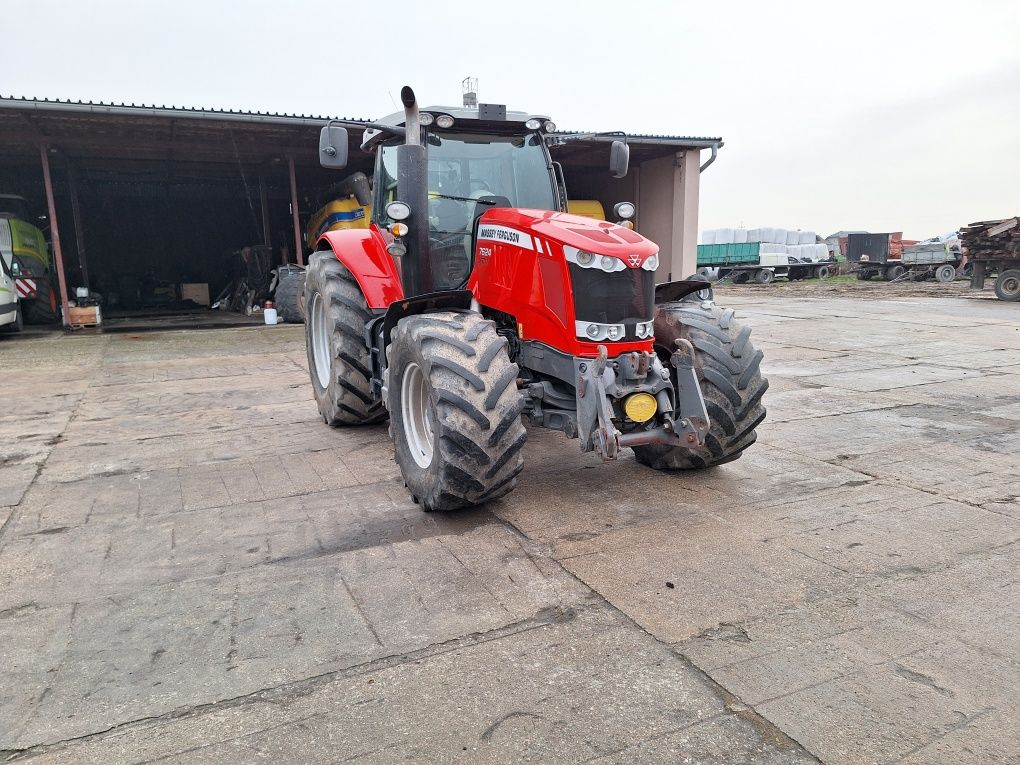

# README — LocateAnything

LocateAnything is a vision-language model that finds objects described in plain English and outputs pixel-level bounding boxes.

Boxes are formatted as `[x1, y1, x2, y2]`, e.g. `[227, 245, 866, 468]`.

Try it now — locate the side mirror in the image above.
[609, 140, 630, 178]
[319, 125, 349, 169]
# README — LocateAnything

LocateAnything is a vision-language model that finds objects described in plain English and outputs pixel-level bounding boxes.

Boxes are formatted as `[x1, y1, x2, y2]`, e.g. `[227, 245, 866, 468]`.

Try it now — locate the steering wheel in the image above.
[468, 179, 492, 194]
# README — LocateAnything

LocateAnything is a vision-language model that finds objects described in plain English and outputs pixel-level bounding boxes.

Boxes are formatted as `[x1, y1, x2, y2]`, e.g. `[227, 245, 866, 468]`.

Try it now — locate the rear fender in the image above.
[316, 228, 403, 309]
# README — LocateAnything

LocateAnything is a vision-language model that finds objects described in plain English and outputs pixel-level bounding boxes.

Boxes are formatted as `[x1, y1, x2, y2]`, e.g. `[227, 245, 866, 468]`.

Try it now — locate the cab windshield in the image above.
[375, 131, 557, 289]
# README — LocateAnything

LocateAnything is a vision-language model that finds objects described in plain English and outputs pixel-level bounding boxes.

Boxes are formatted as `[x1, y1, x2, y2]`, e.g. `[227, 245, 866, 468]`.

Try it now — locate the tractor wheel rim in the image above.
[309, 292, 331, 389]
[1004, 276, 1020, 295]
[401, 362, 434, 468]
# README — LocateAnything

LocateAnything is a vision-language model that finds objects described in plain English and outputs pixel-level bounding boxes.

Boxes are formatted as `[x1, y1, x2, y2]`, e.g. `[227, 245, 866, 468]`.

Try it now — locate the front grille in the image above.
[569, 264, 655, 338]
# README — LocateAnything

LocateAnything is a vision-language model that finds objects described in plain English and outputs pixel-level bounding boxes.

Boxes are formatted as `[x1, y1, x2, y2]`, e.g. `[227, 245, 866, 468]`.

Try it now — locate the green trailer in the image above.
[697, 241, 835, 285]
[696, 242, 761, 266]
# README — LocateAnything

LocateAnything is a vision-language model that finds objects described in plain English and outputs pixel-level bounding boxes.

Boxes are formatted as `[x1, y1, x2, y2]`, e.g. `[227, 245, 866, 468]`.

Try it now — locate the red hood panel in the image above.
[479, 208, 658, 260]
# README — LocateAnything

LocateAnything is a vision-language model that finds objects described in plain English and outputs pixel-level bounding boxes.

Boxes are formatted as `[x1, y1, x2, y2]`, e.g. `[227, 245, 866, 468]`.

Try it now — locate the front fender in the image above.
[316, 228, 404, 309]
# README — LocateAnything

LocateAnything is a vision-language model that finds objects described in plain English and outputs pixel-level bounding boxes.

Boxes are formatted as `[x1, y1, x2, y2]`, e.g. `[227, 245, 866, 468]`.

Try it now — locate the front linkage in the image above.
[574, 340, 709, 461]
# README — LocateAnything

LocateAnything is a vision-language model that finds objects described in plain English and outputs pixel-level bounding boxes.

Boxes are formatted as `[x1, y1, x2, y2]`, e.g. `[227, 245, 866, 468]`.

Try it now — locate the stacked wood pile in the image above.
[960, 218, 1020, 261]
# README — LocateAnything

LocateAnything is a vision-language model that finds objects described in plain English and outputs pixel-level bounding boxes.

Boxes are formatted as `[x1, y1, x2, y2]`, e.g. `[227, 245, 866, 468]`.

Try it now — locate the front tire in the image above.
[22, 279, 58, 324]
[633, 302, 768, 470]
[387, 311, 527, 512]
[304, 251, 385, 425]
[885, 264, 905, 281]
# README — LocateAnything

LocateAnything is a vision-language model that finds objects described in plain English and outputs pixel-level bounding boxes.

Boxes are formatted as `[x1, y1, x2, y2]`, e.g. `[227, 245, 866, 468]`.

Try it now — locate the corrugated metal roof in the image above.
[0, 94, 366, 122]
[0, 95, 721, 146]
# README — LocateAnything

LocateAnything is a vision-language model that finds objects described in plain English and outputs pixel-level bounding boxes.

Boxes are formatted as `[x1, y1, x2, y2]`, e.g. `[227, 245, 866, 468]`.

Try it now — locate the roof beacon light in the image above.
[418, 112, 435, 126]
[435, 114, 455, 128]
[525, 118, 542, 130]
[543, 120, 556, 132]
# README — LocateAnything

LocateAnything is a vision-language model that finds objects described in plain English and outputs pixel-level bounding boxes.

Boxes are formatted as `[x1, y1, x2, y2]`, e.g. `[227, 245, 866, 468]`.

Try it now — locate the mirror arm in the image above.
[326, 118, 406, 139]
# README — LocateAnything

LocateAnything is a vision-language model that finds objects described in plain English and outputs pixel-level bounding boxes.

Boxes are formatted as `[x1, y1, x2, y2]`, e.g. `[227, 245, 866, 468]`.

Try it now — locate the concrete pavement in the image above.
[0, 292, 1016, 763]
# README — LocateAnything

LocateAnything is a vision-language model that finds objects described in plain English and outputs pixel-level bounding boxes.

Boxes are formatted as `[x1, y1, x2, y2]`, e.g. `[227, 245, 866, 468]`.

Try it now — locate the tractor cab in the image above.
[372, 120, 560, 290]
[318, 92, 630, 297]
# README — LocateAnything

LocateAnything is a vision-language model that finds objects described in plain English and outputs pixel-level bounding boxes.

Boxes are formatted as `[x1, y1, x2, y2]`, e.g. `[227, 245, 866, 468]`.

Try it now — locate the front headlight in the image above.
[642, 254, 659, 271]
[576, 320, 625, 342]
[386, 201, 411, 221]
[564, 246, 625, 272]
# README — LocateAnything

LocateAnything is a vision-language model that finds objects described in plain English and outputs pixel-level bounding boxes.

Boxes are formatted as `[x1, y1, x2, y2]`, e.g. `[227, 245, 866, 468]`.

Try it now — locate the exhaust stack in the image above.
[396, 85, 431, 295]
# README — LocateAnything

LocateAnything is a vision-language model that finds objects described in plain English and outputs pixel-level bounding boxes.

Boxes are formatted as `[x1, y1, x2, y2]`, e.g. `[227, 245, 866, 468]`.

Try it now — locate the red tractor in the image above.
[304, 87, 768, 511]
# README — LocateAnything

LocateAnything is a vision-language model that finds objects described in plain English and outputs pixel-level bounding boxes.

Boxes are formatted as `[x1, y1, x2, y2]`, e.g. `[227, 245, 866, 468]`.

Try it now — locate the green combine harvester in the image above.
[0, 195, 59, 323]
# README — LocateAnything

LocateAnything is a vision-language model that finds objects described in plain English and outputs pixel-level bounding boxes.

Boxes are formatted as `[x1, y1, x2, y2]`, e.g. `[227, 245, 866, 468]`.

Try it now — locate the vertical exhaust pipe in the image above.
[401, 86, 421, 147]
[397, 86, 431, 295]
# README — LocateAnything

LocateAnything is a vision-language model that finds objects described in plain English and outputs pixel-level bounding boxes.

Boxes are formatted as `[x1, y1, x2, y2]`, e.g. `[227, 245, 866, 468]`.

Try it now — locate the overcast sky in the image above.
[4, 0, 1018, 239]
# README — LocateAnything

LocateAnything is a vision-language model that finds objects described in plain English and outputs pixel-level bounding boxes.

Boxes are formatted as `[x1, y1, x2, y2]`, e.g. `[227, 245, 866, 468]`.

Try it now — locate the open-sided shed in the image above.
[0, 97, 720, 327]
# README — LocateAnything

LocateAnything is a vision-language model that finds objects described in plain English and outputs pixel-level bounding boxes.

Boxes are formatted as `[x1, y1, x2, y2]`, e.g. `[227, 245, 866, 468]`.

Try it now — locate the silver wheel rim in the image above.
[309, 291, 331, 389]
[1002, 276, 1020, 296]
[401, 362, 434, 468]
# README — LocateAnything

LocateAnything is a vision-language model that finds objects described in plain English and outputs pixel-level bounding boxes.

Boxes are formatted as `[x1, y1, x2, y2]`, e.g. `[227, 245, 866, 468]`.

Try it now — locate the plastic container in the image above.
[264, 301, 278, 325]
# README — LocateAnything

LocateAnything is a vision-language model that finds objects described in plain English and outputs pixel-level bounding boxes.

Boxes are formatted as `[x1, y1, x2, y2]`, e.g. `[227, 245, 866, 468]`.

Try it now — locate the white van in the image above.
[1, 219, 24, 333]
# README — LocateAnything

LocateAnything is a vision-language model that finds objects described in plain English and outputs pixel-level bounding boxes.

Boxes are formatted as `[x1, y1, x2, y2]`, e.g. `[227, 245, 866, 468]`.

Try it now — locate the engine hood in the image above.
[478, 208, 659, 265]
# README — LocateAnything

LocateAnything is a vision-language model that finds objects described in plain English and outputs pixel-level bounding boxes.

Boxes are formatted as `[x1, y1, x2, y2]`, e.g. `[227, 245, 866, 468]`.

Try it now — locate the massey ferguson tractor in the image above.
[303, 87, 768, 511]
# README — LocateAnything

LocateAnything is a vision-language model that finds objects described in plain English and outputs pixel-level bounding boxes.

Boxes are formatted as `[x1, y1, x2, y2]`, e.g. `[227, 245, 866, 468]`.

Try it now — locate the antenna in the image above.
[462, 77, 478, 108]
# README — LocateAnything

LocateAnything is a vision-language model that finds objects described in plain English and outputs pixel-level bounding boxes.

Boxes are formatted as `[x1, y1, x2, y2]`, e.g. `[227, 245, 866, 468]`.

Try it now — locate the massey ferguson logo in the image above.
[477, 225, 534, 250]
[627, 253, 641, 267]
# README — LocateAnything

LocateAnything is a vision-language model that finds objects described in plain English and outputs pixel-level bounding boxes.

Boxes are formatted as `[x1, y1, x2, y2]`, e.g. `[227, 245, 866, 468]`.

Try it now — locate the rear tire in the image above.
[304, 251, 385, 425]
[633, 302, 768, 470]
[994, 269, 1020, 301]
[814, 265, 831, 279]
[387, 311, 527, 512]
[22, 279, 58, 324]
[754, 269, 774, 285]
[274, 271, 306, 323]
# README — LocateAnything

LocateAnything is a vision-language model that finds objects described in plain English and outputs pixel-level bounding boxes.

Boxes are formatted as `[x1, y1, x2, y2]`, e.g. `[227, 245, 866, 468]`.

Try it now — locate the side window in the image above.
[372, 145, 399, 226]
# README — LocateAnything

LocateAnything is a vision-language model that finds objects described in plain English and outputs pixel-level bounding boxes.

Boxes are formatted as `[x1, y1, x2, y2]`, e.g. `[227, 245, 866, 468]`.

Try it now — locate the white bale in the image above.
[746, 228, 762, 242]
[798, 231, 816, 245]
[785, 229, 801, 245]
[701, 230, 716, 245]
[773, 228, 789, 245]
[759, 227, 776, 243]
[733, 228, 749, 243]
[760, 242, 788, 254]
[715, 228, 735, 244]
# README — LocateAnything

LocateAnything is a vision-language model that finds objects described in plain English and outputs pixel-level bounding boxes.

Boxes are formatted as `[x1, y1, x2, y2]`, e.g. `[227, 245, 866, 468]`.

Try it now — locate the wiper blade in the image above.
[430, 194, 496, 205]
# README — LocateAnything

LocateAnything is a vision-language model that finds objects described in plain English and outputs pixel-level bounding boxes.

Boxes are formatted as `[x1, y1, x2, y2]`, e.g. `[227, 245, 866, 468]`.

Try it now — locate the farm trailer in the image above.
[962, 217, 1020, 301]
[697, 242, 835, 285]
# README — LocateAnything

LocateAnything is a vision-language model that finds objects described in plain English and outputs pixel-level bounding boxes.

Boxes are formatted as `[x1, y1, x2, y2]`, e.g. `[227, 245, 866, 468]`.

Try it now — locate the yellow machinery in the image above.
[306, 197, 371, 249]
[566, 199, 606, 221]
[305, 171, 373, 249]
[306, 196, 604, 249]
